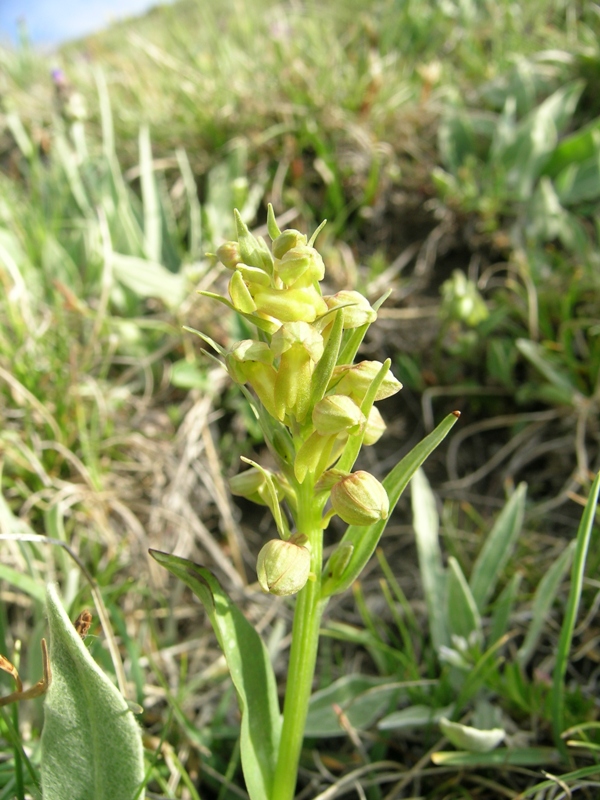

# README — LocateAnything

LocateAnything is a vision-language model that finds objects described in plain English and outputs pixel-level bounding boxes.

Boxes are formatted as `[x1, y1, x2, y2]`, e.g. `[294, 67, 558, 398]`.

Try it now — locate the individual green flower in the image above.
[256, 535, 311, 596]
[252, 285, 328, 324]
[363, 405, 386, 445]
[275, 245, 325, 288]
[323, 291, 377, 328]
[272, 229, 307, 259]
[330, 470, 389, 526]
[312, 395, 365, 436]
[331, 361, 402, 403]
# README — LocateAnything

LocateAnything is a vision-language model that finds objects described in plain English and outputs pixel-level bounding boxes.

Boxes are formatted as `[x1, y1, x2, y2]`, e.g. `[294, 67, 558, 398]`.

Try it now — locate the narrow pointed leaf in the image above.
[552, 471, 600, 753]
[411, 467, 449, 652]
[41, 584, 145, 800]
[321, 412, 460, 597]
[149, 551, 281, 800]
[517, 540, 575, 667]
[447, 556, 482, 643]
[470, 483, 527, 611]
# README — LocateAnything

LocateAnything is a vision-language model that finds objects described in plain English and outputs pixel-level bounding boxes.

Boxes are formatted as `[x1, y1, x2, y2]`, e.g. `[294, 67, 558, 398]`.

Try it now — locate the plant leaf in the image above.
[470, 483, 527, 611]
[41, 584, 145, 800]
[552, 471, 600, 754]
[411, 467, 449, 652]
[305, 676, 401, 737]
[517, 540, 575, 667]
[379, 703, 454, 731]
[447, 556, 482, 644]
[149, 550, 281, 800]
[439, 717, 505, 753]
[321, 412, 460, 597]
[431, 747, 561, 767]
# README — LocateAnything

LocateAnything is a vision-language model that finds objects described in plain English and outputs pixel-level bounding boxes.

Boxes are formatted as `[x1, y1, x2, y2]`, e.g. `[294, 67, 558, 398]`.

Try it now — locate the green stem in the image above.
[271, 480, 327, 800]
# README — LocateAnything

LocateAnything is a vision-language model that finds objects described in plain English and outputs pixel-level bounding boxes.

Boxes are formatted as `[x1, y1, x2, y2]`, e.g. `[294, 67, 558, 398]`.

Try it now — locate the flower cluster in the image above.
[208, 208, 402, 595]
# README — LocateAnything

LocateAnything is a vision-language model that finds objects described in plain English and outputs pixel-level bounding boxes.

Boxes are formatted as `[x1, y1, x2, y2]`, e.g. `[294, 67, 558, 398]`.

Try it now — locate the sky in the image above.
[0, 0, 174, 48]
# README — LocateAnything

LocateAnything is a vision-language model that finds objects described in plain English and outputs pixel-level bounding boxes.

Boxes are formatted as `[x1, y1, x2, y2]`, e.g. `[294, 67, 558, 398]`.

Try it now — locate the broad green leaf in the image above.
[321, 412, 460, 597]
[438, 112, 476, 173]
[379, 703, 454, 731]
[544, 116, 600, 177]
[470, 483, 527, 611]
[305, 676, 401, 737]
[517, 540, 575, 667]
[554, 155, 600, 205]
[149, 551, 281, 800]
[447, 557, 482, 644]
[41, 584, 145, 800]
[495, 81, 584, 200]
[411, 468, 448, 652]
[112, 253, 185, 307]
[440, 717, 505, 753]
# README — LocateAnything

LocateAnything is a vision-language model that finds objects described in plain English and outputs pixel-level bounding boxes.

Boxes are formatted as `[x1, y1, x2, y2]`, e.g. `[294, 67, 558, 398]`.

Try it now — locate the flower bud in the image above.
[324, 291, 377, 328]
[312, 395, 365, 436]
[330, 470, 389, 526]
[256, 535, 311, 595]
[332, 361, 402, 402]
[272, 229, 307, 259]
[363, 405, 386, 445]
[216, 241, 241, 270]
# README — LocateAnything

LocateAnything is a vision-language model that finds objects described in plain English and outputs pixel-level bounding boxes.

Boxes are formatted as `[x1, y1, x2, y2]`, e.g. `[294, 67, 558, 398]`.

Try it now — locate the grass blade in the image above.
[551, 471, 600, 755]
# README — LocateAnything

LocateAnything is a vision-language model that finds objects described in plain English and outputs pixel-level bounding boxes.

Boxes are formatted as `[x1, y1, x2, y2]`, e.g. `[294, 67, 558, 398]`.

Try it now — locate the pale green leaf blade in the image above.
[432, 747, 561, 767]
[470, 483, 527, 611]
[112, 253, 185, 307]
[139, 125, 161, 263]
[411, 467, 449, 652]
[488, 571, 522, 646]
[447, 556, 482, 643]
[321, 412, 460, 597]
[379, 703, 454, 731]
[305, 676, 401, 737]
[517, 540, 575, 667]
[149, 550, 281, 800]
[41, 584, 145, 800]
[0, 564, 45, 603]
[439, 717, 505, 753]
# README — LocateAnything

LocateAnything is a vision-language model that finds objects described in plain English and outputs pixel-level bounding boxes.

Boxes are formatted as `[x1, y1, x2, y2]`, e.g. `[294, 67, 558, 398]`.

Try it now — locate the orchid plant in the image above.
[150, 206, 460, 800]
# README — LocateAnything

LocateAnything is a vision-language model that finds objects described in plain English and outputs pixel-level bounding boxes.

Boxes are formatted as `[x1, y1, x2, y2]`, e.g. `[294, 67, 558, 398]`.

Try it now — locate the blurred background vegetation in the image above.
[0, 0, 599, 797]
